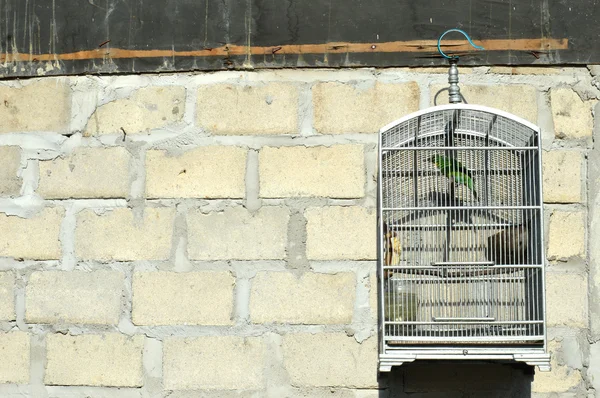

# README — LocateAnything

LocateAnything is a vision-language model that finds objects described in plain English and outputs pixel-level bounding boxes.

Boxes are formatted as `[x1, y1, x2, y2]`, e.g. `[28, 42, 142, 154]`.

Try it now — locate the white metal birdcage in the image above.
[378, 103, 550, 372]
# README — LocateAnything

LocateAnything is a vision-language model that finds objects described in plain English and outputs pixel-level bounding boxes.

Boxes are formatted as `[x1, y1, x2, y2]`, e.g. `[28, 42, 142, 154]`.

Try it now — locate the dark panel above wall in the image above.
[0, 0, 596, 77]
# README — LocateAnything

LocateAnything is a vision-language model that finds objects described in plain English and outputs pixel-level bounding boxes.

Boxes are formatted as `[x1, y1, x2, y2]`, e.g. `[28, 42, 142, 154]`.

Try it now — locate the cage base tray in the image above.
[379, 351, 551, 372]
[387, 340, 543, 345]
[384, 324, 538, 338]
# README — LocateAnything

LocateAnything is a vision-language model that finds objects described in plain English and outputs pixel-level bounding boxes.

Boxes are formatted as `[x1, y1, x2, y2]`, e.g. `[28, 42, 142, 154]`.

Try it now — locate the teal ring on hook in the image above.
[437, 28, 485, 59]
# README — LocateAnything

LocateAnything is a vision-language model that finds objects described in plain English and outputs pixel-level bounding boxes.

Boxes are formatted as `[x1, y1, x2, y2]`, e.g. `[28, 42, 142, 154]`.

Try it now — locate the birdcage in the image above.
[378, 102, 550, 372]
[377, 31, 550, 371]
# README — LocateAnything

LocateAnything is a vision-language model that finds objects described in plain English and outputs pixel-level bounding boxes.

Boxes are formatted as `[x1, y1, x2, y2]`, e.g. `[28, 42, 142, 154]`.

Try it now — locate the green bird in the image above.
[429, 154, 478, 200]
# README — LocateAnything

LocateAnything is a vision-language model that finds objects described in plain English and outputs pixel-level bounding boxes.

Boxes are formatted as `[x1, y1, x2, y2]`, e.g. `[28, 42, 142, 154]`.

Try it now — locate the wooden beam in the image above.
[0, 38, 568, 63]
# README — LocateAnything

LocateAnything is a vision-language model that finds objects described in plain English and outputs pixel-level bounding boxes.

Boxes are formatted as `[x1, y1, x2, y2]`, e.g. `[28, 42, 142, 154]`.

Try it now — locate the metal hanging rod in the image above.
[437, 29, 485, 104]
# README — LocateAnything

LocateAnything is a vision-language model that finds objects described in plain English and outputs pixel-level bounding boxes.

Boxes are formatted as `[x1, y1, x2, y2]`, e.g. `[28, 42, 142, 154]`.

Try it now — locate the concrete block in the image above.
[75, 207, 175, 261]
[132, 271, 234, 325]
[0, 146, 21, 196]
[313, 82, 419, 134]
[45, 334, 144, 387]
[0, 207, 63, 260]
[196, 83, 299, 135]
[0, 332, 30, 384]
[542, 151, 583, 203]
[279, 389, 359, 398]
[26, 271, 124, 325]
[163, 336, 265, 390]
[259, 145, 365, 198]
[551, 88, 593, 139]
[533, 340, 583, 393]
[546, 272, 588, 328]
[589, 342, 600, 393]
[85, 86, 185, 135]
[250, 271, 355, 324]
[0, 79, 70, 133]
[0, 272, 14, 321]
[560, 333, 584, 370]
[590, 65, 600, 77]
[547, 211, 585, 260]
[432, 84, 538, 123]
[306, 206, 376, 260]
[38, 147, 130, 199]
[490, 66, 561, 75]
[146, 147, 247, 199]
[44, 386, 145, 397]
[282, 333, 378, 388]
[369, 271, 378, 319]
[188, 206, 288, 260]
[353, 391, 384, 398]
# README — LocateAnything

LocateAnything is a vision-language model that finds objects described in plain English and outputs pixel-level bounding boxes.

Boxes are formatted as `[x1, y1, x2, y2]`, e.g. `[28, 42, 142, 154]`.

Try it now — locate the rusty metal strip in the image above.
[1, 38, 568, 63]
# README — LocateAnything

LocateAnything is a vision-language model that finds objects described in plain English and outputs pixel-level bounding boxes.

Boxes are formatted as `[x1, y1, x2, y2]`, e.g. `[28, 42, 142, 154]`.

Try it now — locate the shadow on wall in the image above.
[378, 361, 534, 397]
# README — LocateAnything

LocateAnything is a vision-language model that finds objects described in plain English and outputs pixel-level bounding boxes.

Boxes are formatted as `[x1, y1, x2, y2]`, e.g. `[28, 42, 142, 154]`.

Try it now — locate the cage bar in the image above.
[378, 104, 550, 372]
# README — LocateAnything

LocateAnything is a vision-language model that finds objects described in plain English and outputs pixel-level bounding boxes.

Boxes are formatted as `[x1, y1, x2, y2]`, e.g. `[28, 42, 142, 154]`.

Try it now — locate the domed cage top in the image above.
[378, 104, 550, 372]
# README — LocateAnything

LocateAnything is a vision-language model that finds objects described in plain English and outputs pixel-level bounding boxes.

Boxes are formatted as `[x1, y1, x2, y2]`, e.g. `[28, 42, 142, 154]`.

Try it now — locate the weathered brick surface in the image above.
[85, 86, 185, 135]
[188, 206, 289, 260]
[0, 207, 63, 260]
[76, 207, 175, 261]
[533, 340, 583, 393]
[45, 334, 144, 387]
[490, 66, 562, 75]
[26, 271, 124, 325]
[279, 389, 365, 398]
[432, 84, 538, 123]
[369, 271, 378, 319]
[551, 88, 593, 139]
[0, 146, 21, 196]
[197, 83, 299, 135]
[282, 333, 377, 388]
[589, 343, 600, 394]
[38, 147, 130, 199]
[259, 145, 365, 198]
[313, 82, 419, 134]
[543, 151, 583, 203]
[547, 211, 585, 260]
[546, 272, 588, 328]
[146, 147, 247, 199]
[0, 79, 70, 133]
[306, 206, 376, 260]
[250, 272, 355, 324]
[0, 68, 595, 395]
[163, 336, 265, 390]
[132, 271, 234, 325]
[0, 272, 14, 321]
[0, 332, 30, 384]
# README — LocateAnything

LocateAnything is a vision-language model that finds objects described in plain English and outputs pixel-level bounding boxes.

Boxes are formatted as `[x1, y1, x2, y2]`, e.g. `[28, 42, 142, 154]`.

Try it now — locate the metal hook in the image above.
[437, 28, 484, 59]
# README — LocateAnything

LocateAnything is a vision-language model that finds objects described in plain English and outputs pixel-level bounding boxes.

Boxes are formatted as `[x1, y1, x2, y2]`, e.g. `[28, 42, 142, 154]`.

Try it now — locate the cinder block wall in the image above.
[0, 66, 596, 397]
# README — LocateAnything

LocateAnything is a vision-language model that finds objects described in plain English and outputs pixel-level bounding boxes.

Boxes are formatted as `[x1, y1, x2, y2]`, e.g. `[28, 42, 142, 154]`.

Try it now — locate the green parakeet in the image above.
[429, 154, 478, 199]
